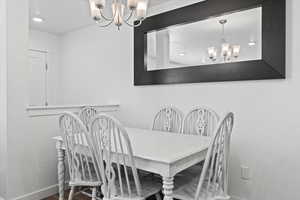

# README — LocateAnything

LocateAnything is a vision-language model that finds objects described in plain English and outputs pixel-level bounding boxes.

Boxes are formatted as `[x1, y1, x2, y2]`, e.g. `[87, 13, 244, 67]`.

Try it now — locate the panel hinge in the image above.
[45, 63, 48, 71]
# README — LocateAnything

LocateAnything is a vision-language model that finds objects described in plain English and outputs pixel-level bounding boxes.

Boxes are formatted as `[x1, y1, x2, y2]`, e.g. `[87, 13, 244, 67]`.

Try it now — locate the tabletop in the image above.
[53, 127, 211, 164]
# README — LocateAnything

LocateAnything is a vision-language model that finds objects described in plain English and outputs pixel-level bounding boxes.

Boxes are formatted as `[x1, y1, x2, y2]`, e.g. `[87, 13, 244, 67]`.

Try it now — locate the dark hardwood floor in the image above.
[42, 190, 91, 200]
[42, 190, 161, 200]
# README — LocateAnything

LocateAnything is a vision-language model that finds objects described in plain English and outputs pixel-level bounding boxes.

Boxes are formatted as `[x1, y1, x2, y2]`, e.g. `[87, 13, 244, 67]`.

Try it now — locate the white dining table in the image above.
[53, 127, 211, 200]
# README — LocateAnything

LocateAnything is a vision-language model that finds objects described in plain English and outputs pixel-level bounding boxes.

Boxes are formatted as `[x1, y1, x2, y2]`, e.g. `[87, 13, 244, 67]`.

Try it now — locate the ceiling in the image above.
[30, 0, 94, 34]
[149, 0, 172, 7]
[29, 0, 174, 34]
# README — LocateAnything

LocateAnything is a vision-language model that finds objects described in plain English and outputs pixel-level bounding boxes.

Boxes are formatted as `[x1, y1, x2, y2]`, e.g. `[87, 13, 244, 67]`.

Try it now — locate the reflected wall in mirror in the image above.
[146, 7, 262, 71]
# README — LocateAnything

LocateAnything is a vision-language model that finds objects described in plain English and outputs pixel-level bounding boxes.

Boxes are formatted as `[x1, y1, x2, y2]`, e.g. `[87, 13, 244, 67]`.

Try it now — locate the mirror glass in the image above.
[146, 7, 262, 71]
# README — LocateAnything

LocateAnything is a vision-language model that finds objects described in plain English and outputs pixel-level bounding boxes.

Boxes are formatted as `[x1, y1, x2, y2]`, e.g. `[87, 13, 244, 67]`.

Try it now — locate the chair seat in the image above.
[69, 167, 101, 187]
[69, 180, 102, 187]
[74, 144, 91, 156]
[173, 175, 230, 200]
[69, 161, 101, 187]
[109, 174, 162, 200]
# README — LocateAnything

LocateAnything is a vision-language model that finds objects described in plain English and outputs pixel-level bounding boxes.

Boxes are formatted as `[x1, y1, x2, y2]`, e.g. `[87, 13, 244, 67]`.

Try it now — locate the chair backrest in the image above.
[195, 113, 234, 200]
[182, 107, 219, 136]
[90, 114, 142, 199]
[152, 106, 183, 133]
[79, 106, 98, 129]
[59, 112, 101, 184]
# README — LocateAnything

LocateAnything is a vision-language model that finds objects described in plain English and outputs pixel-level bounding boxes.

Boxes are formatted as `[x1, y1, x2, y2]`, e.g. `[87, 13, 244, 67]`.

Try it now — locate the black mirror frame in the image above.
[134, 0, 285, 86]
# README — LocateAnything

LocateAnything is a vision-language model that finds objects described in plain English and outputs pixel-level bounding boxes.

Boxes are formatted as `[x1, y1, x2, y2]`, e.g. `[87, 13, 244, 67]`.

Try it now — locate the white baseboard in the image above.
[230, 195, 246, 200]
[11, 184, 58, 200]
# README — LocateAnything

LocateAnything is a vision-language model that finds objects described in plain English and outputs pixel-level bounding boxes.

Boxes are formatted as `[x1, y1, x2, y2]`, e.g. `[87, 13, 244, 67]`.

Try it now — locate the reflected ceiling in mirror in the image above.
[146, 7, 262, 71]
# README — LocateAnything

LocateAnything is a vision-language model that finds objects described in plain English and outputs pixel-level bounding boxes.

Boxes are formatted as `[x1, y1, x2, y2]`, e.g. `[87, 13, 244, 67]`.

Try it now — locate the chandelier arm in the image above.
[124, 19, 143, 27]
[96, 19, 115, 27]
[99, 9, 114, 21]
[123, 9, 134, 23]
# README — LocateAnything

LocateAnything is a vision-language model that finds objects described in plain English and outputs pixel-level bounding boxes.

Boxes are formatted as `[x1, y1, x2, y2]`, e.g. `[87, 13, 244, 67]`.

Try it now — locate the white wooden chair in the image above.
[90, 114, 162, 200]
[59, 112, 102, 200]
[179, 107, 220, 175]
[152, 106, 183, 133]
[79, 106, 98, 130]
[182, 107, 219, 136]
[173, 113, 234, 200]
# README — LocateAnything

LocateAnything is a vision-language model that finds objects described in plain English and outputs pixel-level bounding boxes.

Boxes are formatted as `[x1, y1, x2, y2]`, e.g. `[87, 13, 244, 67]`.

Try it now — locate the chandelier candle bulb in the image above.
[136, 1, 147, 20]
[208, 47, 217, 60]
[112, 2, 125, 27]
[94, 0, 106, 9]
[89, 0, 101, 20]
[128, 0, 138, 9]
[212, 50, 217, 60]
[221, 43, 230, 57]
[233, 45, 241, 58]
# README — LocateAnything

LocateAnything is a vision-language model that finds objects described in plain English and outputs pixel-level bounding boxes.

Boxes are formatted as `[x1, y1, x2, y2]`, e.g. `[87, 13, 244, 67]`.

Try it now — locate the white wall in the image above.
[2, 0, 61, 199]
[5, 0, 30, 198]
[29, 29, 62, 105]
[59, 1, 300, 200]
[0, 0, 7, 198]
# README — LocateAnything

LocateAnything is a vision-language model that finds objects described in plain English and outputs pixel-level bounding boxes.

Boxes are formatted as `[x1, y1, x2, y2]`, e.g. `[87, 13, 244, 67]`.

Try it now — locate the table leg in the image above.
[163, 176, 174, 200]
[56, 140, 66, 200]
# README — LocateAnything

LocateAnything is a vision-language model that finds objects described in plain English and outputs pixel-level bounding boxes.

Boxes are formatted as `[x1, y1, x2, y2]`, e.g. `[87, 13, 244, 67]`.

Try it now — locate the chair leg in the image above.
[92, 187, 97, 200]
[155, 193, 162, 200]
[68, 186, 75, 200]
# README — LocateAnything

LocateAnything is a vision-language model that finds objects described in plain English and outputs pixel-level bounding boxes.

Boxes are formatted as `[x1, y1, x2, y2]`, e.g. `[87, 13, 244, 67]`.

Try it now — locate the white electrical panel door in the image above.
[28, 50, 47, 106]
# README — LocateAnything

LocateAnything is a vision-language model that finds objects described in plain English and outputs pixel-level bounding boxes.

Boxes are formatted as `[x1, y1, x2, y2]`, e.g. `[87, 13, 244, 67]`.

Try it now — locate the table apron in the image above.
[56, 142, 207, 177]
[170, 150, 207, 176]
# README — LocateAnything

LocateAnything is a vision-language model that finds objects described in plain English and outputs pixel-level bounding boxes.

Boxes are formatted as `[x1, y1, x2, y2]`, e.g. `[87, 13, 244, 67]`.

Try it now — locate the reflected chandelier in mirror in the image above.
[208, 19, 241, 62]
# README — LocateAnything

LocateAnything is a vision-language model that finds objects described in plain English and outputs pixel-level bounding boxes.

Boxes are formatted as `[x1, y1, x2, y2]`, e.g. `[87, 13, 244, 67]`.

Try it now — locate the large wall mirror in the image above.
[134, 0, 286, 85]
